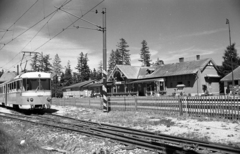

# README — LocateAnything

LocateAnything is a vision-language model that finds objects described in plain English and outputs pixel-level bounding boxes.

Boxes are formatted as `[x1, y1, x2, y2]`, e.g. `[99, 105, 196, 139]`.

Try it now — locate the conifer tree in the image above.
[75, 52, 85, 82]
[82, 53, 90, 81]
[63, 60, 72, 86]
[220, 43, 239, 76]
[75, 52, 90, 82]
[30, 53, 39, 71]
[52, 54, 63, 97]
[117, 38, 131, 65]
[108, 50, 116, 73]
[41, 54, 52, 72]
[52, 54, 63, 76]
[139, 40, 151, 67]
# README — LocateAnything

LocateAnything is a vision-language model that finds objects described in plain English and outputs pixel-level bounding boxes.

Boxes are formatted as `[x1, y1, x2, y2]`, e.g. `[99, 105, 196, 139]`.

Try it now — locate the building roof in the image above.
[0, 71, 17, 83]
[221, 66, 240, 82]
[109, 65, 155, 79]
[145, 58, 215, 78]
[107, 58, 217, 81]
[62, 80, 95, 90]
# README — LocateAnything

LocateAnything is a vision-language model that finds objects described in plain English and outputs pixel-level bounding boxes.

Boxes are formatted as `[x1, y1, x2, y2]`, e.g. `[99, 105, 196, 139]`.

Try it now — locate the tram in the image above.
[0, 72, 52, 109]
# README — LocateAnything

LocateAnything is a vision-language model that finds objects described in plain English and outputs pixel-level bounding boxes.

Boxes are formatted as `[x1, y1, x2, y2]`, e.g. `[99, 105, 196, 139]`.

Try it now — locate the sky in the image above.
[0, 0, 240, 73]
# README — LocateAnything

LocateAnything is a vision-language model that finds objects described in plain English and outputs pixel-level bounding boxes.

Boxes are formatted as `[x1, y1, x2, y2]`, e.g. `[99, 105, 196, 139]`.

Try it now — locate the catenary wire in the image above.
[0, 0, 72, 69]
[0, 0, 72, 51]
[0, 0, 39, 41]
[0, 12, 58, 70]
[32, 0, 104, 52]
[1, 0, 104, 71]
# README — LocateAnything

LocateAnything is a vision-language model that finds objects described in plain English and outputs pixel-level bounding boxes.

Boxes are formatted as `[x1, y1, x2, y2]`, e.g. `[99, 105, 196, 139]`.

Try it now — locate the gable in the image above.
[146, 58, 217, 78]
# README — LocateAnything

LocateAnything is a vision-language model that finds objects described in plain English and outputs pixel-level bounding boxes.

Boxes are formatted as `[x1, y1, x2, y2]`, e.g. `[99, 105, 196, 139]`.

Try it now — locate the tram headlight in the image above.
[47, 97, 51, 102]
[30, 98, 34, 102]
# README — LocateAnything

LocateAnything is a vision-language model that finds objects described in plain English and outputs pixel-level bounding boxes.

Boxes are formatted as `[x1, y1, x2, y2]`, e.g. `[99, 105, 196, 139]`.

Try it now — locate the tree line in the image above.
[0, 38, 237, 97]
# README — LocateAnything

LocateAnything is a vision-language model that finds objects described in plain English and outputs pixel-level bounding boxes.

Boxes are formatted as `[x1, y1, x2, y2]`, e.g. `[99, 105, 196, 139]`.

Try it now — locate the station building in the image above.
[107, 55, 221, 96]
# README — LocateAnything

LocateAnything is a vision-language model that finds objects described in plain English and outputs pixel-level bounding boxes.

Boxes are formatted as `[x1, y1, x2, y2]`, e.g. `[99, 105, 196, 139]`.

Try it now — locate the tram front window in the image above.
[23, 79, 51, 91]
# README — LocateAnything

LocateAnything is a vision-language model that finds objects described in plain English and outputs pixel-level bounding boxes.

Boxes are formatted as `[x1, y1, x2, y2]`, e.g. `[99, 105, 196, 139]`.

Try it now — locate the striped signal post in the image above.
[102, 8, 108, 112]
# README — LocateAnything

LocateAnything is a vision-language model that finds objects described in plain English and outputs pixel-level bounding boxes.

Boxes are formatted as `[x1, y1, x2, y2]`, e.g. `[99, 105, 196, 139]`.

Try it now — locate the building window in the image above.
[170, 82, 173, 88]
[187, 81, 190, 87]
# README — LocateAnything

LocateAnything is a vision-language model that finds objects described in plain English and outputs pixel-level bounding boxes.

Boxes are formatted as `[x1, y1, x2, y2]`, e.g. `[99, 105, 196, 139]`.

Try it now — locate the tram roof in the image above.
[15, 72, 51, 79]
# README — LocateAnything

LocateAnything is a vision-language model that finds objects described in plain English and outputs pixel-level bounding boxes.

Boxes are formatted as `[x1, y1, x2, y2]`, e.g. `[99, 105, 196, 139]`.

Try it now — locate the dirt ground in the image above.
[0, 105, 240, 154]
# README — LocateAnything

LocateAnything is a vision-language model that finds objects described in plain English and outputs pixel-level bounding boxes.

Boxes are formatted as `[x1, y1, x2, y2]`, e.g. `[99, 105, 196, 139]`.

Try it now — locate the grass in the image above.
[0, 126, 48, 154]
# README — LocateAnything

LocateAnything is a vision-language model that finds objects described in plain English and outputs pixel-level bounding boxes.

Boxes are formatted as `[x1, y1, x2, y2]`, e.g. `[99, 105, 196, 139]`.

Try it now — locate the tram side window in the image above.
[17, 81, 20, 90]
[0, 86, 3, 93]
[13, 82, 16, 91]
[23, 79, 27, 91]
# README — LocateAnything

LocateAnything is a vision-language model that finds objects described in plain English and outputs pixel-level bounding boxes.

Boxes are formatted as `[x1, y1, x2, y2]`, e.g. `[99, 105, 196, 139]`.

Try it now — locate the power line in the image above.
[0, 11, 58, 69]
[0, 0, 39, 41]
[1, 0, 104, 70]
[0, 0, 72, 70]
[0, 0, 72, 51]
[21, 11, 58, 51]
[32, 0, 105, 52]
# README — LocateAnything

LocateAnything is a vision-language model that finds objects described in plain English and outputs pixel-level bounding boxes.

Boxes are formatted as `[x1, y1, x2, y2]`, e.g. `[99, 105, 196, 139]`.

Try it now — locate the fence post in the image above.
[135, 96, 138, 111]
[179, 97, 183, 116]
[89, 97, 91, 108]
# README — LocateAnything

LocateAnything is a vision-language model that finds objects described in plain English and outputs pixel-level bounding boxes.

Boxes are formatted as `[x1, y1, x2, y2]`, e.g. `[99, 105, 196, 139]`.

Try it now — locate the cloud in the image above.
[175, 28, 227, 39]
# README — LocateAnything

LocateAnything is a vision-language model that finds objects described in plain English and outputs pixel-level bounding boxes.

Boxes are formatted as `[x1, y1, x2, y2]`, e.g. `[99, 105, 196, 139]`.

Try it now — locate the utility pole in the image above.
[102, 8, 108, 112]
[226, 19, 234, 93]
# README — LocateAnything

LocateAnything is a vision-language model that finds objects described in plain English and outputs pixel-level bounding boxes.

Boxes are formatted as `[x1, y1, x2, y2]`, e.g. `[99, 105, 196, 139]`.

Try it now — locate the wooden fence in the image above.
[52, 96, 240, 120]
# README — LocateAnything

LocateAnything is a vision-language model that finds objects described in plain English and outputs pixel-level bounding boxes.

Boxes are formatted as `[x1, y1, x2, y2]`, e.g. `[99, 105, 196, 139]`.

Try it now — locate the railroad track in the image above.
[0, 111, 239, 154]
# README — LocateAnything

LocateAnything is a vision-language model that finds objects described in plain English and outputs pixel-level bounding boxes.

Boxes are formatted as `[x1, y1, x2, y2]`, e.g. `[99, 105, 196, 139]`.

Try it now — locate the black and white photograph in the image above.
[0, 0, 240, 153]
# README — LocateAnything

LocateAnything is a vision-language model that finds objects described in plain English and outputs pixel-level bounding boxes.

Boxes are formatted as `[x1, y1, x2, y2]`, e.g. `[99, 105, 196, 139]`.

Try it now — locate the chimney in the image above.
[196, 55, 200, 60]
[179, 57, 184, 63]
[17, 65, 19, 75]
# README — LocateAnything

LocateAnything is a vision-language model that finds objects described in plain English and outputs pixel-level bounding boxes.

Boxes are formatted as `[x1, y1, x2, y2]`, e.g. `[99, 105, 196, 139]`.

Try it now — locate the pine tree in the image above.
[30, 53, 39, 71]
[72, 72, 79, 84]
[42, 54, 52, 72]
[116, 38, 131, 65]
[52, 54, 63, 76]
[90, 68, 97, 80]
[82, 53, 90, 81]
[108, 50, 117, 73]
[52, 54, 63, 97]
[220, 43, 239, 76]
[139, 40, 151, 67]
[75, 52, 90, 82]
[75, 52, 85, 82]
[63, 60, 72, 86]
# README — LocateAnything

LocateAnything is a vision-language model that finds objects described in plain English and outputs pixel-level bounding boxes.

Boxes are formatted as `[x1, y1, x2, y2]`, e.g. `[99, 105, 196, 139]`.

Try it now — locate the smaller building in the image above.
[62, 80, 95, 98]
[0, 71, 17, 84]
[220, 66, 240, 95]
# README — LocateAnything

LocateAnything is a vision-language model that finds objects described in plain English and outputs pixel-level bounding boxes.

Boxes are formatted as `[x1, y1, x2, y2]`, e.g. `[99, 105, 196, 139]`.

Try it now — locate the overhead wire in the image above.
[0, 6, 58, 69]
[0, 0, 39, 41]
[0, 0, 72, 70]
[32, 0, 104, 52]
[1, 0, 104, 71]
[0, 0, 72, 51]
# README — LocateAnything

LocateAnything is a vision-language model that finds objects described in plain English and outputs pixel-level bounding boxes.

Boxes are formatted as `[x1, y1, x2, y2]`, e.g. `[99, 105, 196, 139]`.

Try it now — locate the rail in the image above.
[0, 112, 240, 154]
